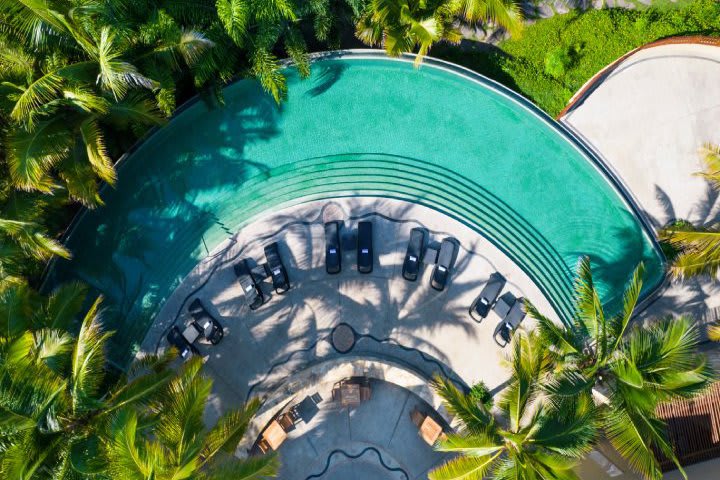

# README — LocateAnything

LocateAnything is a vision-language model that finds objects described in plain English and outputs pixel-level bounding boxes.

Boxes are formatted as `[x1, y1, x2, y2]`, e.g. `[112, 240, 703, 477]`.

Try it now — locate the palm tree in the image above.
[429, 330, 597, 480]
[0, 0, 220, 205]
[0, 174, 70, 285]
[0, 289, 174, 478]
[660, 144, 720, 280]
[103, 356, 279, 479]
[526, 257, 713, 480]
[356, 0, 522, 65]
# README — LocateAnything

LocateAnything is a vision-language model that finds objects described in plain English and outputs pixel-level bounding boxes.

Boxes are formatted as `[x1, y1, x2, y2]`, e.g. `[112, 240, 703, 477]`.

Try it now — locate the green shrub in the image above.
[435, 0, 720, 116]
[469, 381, 494, 408]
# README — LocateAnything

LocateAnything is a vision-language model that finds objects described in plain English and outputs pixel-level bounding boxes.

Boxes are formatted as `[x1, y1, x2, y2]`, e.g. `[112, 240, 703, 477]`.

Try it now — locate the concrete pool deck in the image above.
[561, 42, 720, 328]
[141, 196, 555, 473]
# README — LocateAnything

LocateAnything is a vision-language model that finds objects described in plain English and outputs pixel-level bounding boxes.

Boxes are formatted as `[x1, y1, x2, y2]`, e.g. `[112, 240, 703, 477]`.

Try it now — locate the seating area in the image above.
[166, 241, 294, 355]
[253, 377, 374, 454]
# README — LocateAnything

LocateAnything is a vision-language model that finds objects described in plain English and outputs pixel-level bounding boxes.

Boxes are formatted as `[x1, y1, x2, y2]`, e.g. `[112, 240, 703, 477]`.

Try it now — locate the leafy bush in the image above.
[435, 0, 720, 116]
[469, 381, 494, 408]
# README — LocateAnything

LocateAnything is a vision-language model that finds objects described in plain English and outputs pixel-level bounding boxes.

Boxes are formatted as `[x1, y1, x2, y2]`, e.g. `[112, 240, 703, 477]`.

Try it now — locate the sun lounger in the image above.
[166, 325, 199, 359]
[188, 298, 224, 345]
[469, 273, 506, 322]
[493, 298, 526, 347]
[234, 260, 264, 310]
[402, 228, 425, 281]
[431, 238, 457, 291]
[325, 221, 341, 274]
[264, 242, 290, 294]
[357, 221, 373, 274]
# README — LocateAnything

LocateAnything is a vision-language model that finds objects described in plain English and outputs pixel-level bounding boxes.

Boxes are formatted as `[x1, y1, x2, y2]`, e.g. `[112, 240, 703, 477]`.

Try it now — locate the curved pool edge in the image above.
[41, 51, 667, 368]
[42, 49, 667, 303]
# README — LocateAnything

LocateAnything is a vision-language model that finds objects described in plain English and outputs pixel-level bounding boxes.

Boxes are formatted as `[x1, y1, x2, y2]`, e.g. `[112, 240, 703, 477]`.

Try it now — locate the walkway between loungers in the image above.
[560, 42, 720, 328]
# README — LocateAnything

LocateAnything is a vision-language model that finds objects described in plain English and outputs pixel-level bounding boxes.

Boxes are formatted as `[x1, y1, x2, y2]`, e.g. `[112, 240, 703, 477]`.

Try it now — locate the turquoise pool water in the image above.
[46, 54, 664, 364]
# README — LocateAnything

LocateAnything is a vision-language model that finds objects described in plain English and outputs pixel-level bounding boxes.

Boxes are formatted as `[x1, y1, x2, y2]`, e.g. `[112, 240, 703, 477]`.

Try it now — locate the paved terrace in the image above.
[140, 197, 555, 473]
[561, 42, 720, 328]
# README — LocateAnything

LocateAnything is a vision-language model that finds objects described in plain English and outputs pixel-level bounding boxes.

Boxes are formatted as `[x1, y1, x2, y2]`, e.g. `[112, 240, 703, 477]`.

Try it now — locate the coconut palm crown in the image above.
[0, 284, 175, 478]
[430, 330, 597, 480]
[104, 356, 279, 479]
[526, 256, 713, 480]
[661, 143, 720, 280]
[356, 0, 522, 65]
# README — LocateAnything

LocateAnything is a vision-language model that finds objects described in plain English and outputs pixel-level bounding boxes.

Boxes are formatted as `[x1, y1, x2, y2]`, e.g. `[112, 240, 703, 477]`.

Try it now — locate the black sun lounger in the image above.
[234, 260, 264, 310]
[402, 228, 425, 281]
[431, 238, 457, 291]
[493, 298, 526, 348]
[469, 273, 506, 322]
[167, 325, 199, 359]
[357, 221, 373, 274]
[264, 242, 290, 294]
[188, 298, 224, 345]
[325, 221, 341, 274]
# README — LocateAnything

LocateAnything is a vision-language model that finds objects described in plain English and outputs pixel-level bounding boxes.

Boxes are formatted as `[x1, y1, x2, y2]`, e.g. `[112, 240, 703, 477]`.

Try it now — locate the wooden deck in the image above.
[658, 382, 720, 470]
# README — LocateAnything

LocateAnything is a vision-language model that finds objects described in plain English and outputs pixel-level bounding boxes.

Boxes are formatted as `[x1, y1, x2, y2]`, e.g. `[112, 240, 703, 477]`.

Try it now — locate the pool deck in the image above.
[561, 42, 720, 329]
[141, 196, 555, 473]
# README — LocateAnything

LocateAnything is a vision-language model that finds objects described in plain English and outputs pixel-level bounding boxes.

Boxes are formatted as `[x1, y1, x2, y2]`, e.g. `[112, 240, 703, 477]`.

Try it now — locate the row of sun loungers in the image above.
[467, 272, 527, 347]
[166, 298, 224, 359]
[325, 220, 374, 274]
[167, 223, 527, 357]
[166, 242, 293, 358]
[326, 222, 459, 292]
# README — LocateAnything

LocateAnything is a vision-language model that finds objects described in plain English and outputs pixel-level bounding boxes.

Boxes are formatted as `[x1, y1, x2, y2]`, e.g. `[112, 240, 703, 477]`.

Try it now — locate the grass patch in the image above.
[434, 0, 720, 116]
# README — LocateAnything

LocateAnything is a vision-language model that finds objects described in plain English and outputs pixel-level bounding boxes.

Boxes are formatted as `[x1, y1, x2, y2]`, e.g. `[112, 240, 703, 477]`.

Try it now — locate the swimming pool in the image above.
[46, 52, 664, 364]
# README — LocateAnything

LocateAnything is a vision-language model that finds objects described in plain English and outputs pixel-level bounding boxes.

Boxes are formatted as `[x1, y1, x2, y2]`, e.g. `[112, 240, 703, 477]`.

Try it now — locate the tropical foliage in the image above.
[0, 284, 175, 478]
[356, 0, 522, 64]
[0, 282, 277, 479]
[430, 331, 597, 480]
[525, 257, 713, 479]
[103, 357, 278, 479]
[660, 144, 720, 280]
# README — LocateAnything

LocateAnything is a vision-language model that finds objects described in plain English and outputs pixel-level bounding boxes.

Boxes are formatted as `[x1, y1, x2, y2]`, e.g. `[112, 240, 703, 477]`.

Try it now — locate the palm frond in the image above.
[660, 225, 720, 280]
[70, 297, 111, 413]
[428, 452, 500, 480]
[0, 218, 71, 261]
[10, 70, 64, 126]
[205, 453, 280, 480]
[611, 262, 644, 351]
[79, 118, 116, 185]
[43, 281, 87, 330]
[6, 118, 73, 191]
[32, 328, 73, 373]
[451, 0, 523, 35]
[199, 398, 260, 463]
[708, 322, 720, 342]
[216, 0, 249, 45]
[93, 27, 155, 99]
[603, 404, 678, 480]
[432, 375, 493, 433]
[0, 281, 36, 336]
[526, 301, 580, 356]
[696, 143, 720, 190]
[250, 48, 286, 103]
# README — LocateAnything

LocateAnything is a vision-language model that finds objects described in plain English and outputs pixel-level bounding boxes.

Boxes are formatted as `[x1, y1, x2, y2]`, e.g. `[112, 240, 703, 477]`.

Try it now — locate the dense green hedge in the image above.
[435, 0, 720, 116]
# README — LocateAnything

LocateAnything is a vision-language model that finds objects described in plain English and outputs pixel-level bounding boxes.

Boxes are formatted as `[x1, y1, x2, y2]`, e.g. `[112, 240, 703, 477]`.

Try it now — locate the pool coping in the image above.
[41, 49, 667, 320]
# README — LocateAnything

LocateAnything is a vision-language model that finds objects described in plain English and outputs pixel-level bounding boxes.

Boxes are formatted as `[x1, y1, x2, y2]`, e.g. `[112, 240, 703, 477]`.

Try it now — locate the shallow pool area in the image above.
[46, 53, 664, 364]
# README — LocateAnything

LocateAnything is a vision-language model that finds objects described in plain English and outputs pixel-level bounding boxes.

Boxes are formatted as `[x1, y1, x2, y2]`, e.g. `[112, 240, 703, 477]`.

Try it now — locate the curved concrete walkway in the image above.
[561, 43, 720, 326]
